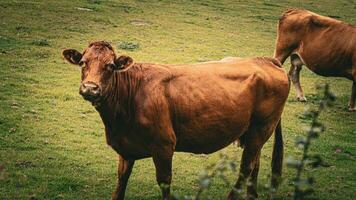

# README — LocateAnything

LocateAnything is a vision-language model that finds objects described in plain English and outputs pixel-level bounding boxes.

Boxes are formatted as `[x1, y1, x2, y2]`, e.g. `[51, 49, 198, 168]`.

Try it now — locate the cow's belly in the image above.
[173, 108, 251, 154]
[303, 59, 352, 78]
[174, 128, 247, 154]
[298, 39, 353, 78]
[108, 133, 152, 160]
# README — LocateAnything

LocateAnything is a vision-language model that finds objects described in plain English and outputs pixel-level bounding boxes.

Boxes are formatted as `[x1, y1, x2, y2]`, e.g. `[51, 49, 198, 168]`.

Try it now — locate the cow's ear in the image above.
[114, 55, 134, 70]
[62, 49, 83, 65]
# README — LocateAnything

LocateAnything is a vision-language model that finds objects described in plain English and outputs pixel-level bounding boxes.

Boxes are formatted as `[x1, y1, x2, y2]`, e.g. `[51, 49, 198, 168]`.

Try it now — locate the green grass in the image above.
[0, 0, 355, 199]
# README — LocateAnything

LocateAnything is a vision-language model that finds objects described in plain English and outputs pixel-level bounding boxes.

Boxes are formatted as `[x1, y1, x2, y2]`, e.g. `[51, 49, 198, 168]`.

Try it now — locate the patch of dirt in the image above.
[130, 20, 150, 26]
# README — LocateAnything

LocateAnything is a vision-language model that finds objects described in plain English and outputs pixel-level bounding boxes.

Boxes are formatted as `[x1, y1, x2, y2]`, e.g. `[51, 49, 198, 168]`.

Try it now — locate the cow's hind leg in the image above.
[228, 135, 263, 200]
[349, 80, 356, 111]
[247, 151, 261, 199]
[289, 54, 307, 102]
[112, 155, 135, 200]
[228, 118, 281, 200]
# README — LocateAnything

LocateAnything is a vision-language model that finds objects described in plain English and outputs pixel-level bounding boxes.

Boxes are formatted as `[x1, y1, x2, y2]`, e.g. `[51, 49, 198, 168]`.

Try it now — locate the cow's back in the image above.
[275, 9, 355, 79]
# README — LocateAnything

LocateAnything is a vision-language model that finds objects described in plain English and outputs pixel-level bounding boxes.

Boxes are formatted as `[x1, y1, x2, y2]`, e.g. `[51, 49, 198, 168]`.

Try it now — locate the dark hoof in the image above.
[227, 190, 238, 200]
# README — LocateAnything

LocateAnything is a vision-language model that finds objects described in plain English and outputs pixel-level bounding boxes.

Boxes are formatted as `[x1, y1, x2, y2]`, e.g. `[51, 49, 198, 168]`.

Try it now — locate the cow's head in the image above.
[62, 41, 133, 105]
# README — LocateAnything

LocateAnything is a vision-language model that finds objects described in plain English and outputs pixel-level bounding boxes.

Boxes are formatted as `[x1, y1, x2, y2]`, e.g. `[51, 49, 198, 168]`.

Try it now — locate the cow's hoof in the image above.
[297, 96, 307, 102]
[348, 107, 356, 112]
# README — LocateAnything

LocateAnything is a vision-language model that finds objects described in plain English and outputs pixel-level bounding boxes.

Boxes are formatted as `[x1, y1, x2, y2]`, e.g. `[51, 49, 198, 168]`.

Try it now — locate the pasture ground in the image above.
[0, 0, 355, 199]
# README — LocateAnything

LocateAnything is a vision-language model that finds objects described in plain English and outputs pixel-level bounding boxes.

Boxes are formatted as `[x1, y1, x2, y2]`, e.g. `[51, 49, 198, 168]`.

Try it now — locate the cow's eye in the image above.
[106, 63, 117, 70]
[79, 60, 87, 67]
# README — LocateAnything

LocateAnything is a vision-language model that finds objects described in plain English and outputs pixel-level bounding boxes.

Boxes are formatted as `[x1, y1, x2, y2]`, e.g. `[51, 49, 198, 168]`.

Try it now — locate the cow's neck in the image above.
[96, 66, 143, 138]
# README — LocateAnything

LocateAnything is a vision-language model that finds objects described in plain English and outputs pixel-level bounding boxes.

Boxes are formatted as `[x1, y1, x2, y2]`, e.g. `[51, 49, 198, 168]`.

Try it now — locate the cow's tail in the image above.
[271, 119, 283, 189]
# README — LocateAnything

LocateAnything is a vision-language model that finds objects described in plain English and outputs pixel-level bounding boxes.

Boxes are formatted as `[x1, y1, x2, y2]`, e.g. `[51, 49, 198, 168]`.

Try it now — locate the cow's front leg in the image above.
[112, 155, 135, 200]
[152, 146, 174, 200]
[349, 81, 356, 111]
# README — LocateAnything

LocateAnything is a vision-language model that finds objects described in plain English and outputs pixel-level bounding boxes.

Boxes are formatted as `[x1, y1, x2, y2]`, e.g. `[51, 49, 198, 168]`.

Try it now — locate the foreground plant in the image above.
[171, 154, 241, 200]
[287, 84, 335, 200]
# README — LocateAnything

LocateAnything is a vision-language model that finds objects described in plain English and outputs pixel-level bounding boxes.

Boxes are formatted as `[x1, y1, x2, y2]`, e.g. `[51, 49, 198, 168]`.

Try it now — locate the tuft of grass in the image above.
[87, 0, 101, 4]
[0, 36, 23, 49]
[262, 2, 283, 8]
[118, 41, 140, 51]
[31, 39, 50, 46]
[15, 26, 31, 33]
[116, 5, 142, 13]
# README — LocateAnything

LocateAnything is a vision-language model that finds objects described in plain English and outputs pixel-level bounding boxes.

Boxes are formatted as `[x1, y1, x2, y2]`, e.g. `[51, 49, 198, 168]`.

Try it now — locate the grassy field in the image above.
[0, 0, 355, 199]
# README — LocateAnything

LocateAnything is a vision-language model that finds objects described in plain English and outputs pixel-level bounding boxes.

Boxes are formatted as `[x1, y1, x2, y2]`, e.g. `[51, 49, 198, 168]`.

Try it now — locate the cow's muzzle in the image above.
[79, 82, 101, 103]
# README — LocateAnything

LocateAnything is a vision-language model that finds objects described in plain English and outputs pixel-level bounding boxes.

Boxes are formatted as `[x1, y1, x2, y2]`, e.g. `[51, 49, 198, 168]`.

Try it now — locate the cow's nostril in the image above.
[83, 82, 99, 90]
[80, 82, 101, 100]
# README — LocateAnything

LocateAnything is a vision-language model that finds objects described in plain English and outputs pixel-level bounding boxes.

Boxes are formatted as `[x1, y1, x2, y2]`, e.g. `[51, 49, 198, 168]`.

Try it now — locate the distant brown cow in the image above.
[62, 41, 289, 200]
[274, 9, 356, 111]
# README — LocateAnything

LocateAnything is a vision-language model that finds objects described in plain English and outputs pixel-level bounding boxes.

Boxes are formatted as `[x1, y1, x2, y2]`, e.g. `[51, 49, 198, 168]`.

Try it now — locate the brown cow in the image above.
[62, 41, 289, 200]
[274, 9, 356, 111]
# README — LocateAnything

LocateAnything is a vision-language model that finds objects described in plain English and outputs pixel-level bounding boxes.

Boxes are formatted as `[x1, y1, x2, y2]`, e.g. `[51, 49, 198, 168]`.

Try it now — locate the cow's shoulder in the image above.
[253, 57, 282, 68]
[251, 57, 289, 86]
